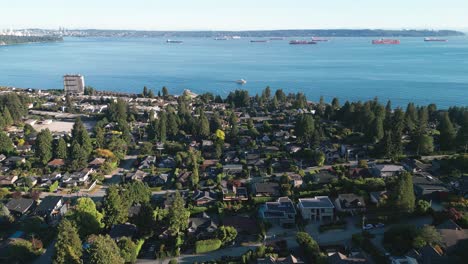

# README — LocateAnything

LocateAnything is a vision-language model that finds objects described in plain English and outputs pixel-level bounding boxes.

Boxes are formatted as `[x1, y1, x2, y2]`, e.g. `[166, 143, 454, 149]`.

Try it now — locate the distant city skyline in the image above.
[2, 0, 468, 31]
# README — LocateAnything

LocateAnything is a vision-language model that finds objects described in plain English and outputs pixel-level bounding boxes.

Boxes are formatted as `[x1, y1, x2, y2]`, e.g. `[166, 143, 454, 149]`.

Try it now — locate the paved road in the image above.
[136, 246, 256, 264]
[33, 240, 55, 264]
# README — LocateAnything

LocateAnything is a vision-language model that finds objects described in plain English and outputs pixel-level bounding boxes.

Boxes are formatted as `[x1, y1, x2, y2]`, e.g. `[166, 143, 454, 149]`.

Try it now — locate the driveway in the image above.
[305, 216, 361, 246]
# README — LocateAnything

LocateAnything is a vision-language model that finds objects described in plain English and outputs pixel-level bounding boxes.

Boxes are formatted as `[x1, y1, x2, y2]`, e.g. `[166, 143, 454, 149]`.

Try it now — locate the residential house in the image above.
[38, 172, 62, 188]
[0, 175, 18, 186]
[125, 170, 148, 182]
[288, 173, 303, 188]
[47, 159, 65, 169]
[413, 173, 449, 199]
[436, 220, 468, 253]
[158, 157, 176, 168]
[162, 191, 188, 209]
[328, 252, 369, 264]
[88, 158, 106, 169]
[258, 254, 304, 264]
[5, 198, 34, 216]
[298, 196, 335, 221]
[253, 182, 281, 197]
[143, 174, 168, 187]
[223, 164, 244, 175]
[371, 164, 405, 178]
[16, 144, 32, 153]
[109, 223, 137, 241]
[60, 168, 93, 187]
[35, 196, 67, 224]
[334, 194, 366, 213]
[222, 182, 248, 201]
[176, 170, 192, 186]
[402, 159, 432, 174]
[187, 212, 218, 239]
[202, 140, 214, 148]
[389, 256, 418, 264]
[192, 190, 217, 206]
[4, 156, 26, 166]
[14, 176, 38, 188]
[139, 156, 156, 170]
[259, 197, 296, 226]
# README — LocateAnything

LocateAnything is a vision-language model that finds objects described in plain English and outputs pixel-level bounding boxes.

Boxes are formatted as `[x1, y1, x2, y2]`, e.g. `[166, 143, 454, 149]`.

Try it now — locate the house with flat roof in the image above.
[297, 196, 335, 221]
[259, 197, 296, 225]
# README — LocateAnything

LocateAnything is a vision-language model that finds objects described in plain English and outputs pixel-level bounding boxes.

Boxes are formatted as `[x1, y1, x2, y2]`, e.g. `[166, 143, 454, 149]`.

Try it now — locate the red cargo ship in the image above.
[289, 40, 317, 45]
[372, 39, 400, 45]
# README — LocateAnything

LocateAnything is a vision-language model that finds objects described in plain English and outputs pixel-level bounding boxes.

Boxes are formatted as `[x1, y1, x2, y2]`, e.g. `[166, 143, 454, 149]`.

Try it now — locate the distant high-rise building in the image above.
[63, 74, 85, 95]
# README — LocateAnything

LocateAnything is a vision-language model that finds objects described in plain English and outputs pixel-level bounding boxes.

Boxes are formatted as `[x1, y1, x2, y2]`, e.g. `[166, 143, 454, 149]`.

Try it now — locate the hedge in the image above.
[195, 239, 222, 254]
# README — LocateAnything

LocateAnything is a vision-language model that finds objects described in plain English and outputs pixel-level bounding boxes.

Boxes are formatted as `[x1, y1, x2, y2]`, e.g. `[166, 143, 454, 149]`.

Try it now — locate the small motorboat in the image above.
[235, 79, 247, 85]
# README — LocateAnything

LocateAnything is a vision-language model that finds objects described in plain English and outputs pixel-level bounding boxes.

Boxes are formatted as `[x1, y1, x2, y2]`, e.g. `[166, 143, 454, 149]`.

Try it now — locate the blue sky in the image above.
[2, 0, 467, 30]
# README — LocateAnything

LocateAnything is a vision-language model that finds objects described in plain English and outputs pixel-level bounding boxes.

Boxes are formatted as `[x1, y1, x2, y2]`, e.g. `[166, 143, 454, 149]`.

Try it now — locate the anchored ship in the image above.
[372, 39, 400, 45]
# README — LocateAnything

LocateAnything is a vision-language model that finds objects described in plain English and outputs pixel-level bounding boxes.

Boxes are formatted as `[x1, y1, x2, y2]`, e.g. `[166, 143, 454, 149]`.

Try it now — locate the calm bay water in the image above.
[1, 36, 467, 108]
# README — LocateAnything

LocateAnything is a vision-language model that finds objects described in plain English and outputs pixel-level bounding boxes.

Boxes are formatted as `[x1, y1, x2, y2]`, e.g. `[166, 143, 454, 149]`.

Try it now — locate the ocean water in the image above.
[0, 36, 467, 108]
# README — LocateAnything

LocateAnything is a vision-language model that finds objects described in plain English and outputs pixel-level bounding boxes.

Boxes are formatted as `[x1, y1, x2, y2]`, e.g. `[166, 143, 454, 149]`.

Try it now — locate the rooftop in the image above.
[299, 196, 334, 208]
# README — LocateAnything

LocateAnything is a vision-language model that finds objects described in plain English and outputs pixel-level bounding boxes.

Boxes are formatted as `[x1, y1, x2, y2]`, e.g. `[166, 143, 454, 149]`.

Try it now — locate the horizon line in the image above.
[5, 27, 467, 32]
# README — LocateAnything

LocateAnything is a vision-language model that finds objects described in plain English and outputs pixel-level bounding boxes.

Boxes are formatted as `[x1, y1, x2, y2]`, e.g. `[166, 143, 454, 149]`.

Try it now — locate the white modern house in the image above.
[297, 196, 335, 221]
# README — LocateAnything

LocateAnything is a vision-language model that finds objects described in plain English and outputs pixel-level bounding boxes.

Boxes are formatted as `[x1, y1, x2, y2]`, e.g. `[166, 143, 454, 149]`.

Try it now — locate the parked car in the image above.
[375, 223, 385, 228]
[363, 224, 374, 230]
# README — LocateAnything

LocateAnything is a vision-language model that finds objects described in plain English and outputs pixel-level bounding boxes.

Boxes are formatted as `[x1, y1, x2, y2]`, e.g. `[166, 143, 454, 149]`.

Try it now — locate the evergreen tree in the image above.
[133, 203, 155, 237]
[159, 112, 167, 142]
[35, 129, 53, 165]
[262, 86, 271, 101]
[142, 86, 148, 97]
[295, 114, 315, 146]
[2, 107, 13, 126]
[71, 118, 93, 158]
[405, 103, 418, 132]
[162, 86, 169, 97]
[95, 126, 105, 149]
[88, 235, 124, 264]
[198, 111, 210, 138]
[372, 117, 384, 142]
[331, 97, 340, 109]
[416, 106, 429, 134]
[102, 185, 128, 229]
[457, 112, 468, 153]
[53, 137, 68, 160]
[70, 142, 87, 170]
[439, 112, 456, 151]
[54, 219, 82, 264]
[413, 134, 434, 155]
[229, 112, 239, 141]
[395, 172, 416, 213]
[0, 131, 14, 154]
[167, 112, 179, 138]
[107, 98, 128, 123]
[168, 191, 189, 236]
